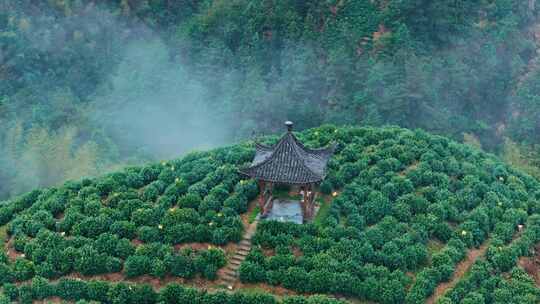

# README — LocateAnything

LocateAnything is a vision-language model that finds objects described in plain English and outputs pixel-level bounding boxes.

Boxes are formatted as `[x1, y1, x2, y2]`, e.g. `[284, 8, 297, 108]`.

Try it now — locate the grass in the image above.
[427, 239, 444, 255]
[0, 225, 7, 243]
[248, 206, 261, 223]
[273, 189, 301, 200]
[314, 196, 331, 226]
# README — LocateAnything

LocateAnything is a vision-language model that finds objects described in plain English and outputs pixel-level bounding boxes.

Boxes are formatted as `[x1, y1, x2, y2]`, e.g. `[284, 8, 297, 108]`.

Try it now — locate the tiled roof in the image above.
[240, 130, 335, 184]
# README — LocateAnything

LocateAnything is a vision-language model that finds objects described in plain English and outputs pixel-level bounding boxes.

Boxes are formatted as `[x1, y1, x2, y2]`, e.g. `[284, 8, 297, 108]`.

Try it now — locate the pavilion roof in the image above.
[240, 122, 335, 184]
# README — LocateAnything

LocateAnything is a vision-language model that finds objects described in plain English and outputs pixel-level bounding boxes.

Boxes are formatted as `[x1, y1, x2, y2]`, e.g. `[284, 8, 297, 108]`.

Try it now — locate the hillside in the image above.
[0, 125, 539, 303]
[2, 1, 540, 200]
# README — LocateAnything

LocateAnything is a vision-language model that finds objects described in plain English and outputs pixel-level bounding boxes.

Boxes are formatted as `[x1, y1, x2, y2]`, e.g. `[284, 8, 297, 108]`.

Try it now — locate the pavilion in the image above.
[240, 121, 335, 222]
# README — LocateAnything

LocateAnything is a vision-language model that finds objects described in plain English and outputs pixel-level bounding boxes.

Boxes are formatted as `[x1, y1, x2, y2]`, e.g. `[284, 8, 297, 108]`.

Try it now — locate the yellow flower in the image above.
[158, 225, 163, 230]
[175, 178, 180, 183]
[332, 192, 338, 197]
[461, 230, 467, 236]
[217, 213, 223, 217]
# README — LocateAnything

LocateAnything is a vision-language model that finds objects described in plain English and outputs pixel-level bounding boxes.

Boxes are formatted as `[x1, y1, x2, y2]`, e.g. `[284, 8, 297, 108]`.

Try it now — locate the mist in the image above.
[0, 3, 239, 200]
[2, 1, 539, 200]
[91, 39, 235, 159]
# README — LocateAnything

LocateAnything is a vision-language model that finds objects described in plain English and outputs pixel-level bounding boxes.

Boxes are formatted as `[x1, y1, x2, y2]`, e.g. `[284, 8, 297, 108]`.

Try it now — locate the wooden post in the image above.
[258, 180, 266, 212]
[306, 184, 313, 219]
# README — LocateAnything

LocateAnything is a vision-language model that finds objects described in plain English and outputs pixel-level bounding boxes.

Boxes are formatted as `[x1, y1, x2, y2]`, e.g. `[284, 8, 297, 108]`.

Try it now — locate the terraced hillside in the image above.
[0, 125, 539, 303]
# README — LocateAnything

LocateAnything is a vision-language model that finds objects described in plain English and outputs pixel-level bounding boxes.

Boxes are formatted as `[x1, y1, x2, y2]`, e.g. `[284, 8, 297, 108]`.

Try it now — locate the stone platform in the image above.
[263, 199, 303, 224]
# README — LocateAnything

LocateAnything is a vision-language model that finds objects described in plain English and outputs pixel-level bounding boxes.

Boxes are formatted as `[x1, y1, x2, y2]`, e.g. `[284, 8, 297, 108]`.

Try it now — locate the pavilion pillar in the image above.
[299, 185, 307, 220]
[258, 180, 266, 212]
[304, 183, 313, 220]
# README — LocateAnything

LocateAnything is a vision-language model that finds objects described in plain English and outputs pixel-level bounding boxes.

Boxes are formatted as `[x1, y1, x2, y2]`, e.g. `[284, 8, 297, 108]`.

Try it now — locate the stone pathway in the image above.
[217, 220, 258, 289]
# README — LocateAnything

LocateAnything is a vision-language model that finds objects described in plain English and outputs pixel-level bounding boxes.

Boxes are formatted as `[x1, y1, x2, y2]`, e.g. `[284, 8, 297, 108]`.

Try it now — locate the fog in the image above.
[0, 3, 238, 200]
[92, 39, 234, 159]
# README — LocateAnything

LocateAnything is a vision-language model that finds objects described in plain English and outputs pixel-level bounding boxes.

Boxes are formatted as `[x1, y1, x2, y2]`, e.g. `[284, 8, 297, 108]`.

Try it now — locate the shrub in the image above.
[30, 276, 53, 300]
[110, 220, 137, 239]
[141, 184, 160, 202]
[164, 224, 195, 244]
[151, 259, 167, 278]
[319, 180, 333, 195]
[131, 284, 158, 304]
[132, 208, 159, 226]
[223, 194, 248, 214]
[87, 280, 110, 302]
[72, 215, 111, 238]
[194, 224, 212, 242]
[211, 228, 228, 245]
[432, 222, 453, 242]
[282, 267, 309, 292]
[235, 180, 259, 201]
[177, 193, 201, 209]
[239, 261, 266, 283]
[195, 248, 226, 274]
[137, 226, 162, 243]
[125, 255, 152, 278]
[167, 254, 195, 279]
[0, 263, 14, 283]
[74, 245, 108, 276]
[56, 278, 89, 301]
[12, 258, 34, 281]
[95, 233, 120, 256]
[3, 283, 18, 301]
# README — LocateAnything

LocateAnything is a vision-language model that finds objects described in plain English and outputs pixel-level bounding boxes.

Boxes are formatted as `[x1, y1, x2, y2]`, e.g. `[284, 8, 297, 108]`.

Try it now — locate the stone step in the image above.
[228, 263, 241, 271]
[223, 269, 237, 277]
[237, 246, 251, 252]
[220, 273, 236, 281]
[240, 240, 251, 246]
[218, 280, 235, 288]
[231, 255, 245, 263]
[230, 258, 242, 265]
[236, 250, 249, 257]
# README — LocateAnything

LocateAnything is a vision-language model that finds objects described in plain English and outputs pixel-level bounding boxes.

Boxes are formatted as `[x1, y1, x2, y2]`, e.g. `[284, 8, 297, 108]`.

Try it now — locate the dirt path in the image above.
[518, 243, 540, 287]
[426, 240, 491, 304]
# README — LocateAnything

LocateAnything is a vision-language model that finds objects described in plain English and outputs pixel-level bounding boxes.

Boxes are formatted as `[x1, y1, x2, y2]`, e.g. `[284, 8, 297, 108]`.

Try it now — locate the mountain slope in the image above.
[0, 125, 539, 303]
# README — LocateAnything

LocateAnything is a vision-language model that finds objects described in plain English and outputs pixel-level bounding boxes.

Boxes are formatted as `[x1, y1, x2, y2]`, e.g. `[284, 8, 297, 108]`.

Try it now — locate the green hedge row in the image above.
[438, 214, 540, 303]
[239, 126, 540, 304]
[1, 278, 346, 304]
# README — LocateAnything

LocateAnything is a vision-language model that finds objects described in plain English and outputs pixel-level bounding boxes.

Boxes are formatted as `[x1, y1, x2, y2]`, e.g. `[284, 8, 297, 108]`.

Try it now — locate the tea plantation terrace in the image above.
[0, 125, 538, 304]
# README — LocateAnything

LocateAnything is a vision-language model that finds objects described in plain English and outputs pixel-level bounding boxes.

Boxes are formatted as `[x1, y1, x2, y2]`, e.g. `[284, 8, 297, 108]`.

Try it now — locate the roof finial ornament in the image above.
[285, 121, 293, 132]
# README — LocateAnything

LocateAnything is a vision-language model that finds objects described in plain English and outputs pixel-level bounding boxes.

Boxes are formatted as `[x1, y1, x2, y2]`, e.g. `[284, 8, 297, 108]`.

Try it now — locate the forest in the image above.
[2, 1, 540, 199]
[2, 1, 540, 303]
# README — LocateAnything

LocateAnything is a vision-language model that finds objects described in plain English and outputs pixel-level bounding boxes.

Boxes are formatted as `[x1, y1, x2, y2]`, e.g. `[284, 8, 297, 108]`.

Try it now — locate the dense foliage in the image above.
[0, 143, 258, 290]
[2, 0, 540, 200]
[0, 125, 539, 302]
[439, 215, 540, 303]
[0, 279, 346, 304]
[237, 126, 540, 303]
